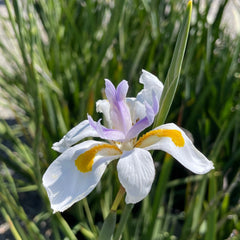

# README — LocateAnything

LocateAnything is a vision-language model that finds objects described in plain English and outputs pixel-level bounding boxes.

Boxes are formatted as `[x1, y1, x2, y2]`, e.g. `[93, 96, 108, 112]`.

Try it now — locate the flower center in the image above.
[116, 139, 136, 151]
[75, 144, 122, 173]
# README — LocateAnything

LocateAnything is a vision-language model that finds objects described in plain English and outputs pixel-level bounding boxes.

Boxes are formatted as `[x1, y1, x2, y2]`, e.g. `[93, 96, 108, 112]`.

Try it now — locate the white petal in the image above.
[117, 148, 155, 204]
[96, 99, 112, 128]
[136, 69, 163, 105]
[137, 123, 214, 174]
[43, 140, 121, 212]
[126, 98, 146, 125]
[52, 120, 99, 153]
[125, 70, 163, 126]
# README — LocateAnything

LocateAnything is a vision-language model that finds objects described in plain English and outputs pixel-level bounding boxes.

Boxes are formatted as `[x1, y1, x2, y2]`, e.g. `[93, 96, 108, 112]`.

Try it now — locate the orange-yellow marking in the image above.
[75, 144, 122, 173]
[135, 129, 185, 148]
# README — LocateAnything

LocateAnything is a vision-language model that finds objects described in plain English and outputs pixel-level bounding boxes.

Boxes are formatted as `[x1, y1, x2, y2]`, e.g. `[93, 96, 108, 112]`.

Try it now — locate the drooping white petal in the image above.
[136, 123, 214, 174]
[52, 120, 99, 153]
[43, 140, 121, 212]
[117, 148, 155, 204]
[136, 69, 163, 105]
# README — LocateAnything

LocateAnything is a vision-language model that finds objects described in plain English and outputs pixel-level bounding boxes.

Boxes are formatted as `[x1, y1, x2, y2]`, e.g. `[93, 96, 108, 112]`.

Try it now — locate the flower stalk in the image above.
[113, 204, 134, 240]
[111, 185, 126, 212]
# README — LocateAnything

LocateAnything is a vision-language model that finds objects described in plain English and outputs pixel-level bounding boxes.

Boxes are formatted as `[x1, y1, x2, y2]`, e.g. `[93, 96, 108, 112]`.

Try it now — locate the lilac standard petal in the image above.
[112, 98, 132, 134]
[116, 80, 128, 101]
[126, 117, 150, 140]
[104, 79, 132, 134]
[88, 115, 125, 141]
[105, 79, 116, 102]
[52, 120, 99, 153]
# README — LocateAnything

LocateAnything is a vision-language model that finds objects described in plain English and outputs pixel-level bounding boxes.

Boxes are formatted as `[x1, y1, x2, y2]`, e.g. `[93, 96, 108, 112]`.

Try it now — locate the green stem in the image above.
[98, 186, 126, 240]
[111, 185, 126, 211]
[113, 204, 134, 240]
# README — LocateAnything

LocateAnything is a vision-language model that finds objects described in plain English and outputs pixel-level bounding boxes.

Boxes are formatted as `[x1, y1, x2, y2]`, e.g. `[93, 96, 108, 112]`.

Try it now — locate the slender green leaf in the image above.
[99, 211, 117, 240]
[154, 0, 192, 127]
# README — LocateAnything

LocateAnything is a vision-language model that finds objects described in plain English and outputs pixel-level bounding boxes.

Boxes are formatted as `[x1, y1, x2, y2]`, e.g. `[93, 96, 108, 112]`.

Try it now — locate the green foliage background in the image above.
[0, 0, 239, 239]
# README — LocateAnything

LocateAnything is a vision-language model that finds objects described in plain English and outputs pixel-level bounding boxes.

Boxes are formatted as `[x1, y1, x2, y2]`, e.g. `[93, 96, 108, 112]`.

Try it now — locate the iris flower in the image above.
[43, 70, 214, 213]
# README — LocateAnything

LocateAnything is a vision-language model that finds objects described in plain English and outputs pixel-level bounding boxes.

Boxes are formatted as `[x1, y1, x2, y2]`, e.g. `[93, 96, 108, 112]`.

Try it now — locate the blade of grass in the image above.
[188, 170, 240, 240]
[180, 176, 207, 240]
[82, 198, 97, 235]
[91, 0, 125, 78]
[204, 174, 217, 240]
[0, 208, 23, 240]
[98, 210, 117, 240]
[0, 176, 44, 239]
[55, 213, 77, 240]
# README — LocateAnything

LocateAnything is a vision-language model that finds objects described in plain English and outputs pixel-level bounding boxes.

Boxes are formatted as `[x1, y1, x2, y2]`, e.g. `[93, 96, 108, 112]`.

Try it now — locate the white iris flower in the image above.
[43, 70, 214, 213]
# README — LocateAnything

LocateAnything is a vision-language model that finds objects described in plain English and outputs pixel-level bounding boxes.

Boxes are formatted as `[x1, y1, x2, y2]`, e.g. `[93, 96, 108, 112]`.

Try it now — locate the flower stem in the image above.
[111, 185, 126, 212]
[113, 204, 134, 240]
[99, 186, 125, 240]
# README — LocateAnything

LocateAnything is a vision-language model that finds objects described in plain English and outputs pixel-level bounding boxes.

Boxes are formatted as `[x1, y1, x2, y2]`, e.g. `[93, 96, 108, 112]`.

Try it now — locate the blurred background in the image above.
[0, 0, 239, 239]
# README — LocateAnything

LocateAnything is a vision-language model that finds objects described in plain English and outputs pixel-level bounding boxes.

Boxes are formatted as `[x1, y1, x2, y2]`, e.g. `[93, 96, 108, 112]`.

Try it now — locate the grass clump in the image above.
[0, 0, 239, 239]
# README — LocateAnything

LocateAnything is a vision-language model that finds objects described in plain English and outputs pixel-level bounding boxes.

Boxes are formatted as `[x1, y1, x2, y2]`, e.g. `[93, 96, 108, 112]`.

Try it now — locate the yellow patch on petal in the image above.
[135, 129, 185, 148]
[75, 144, 122, 173]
